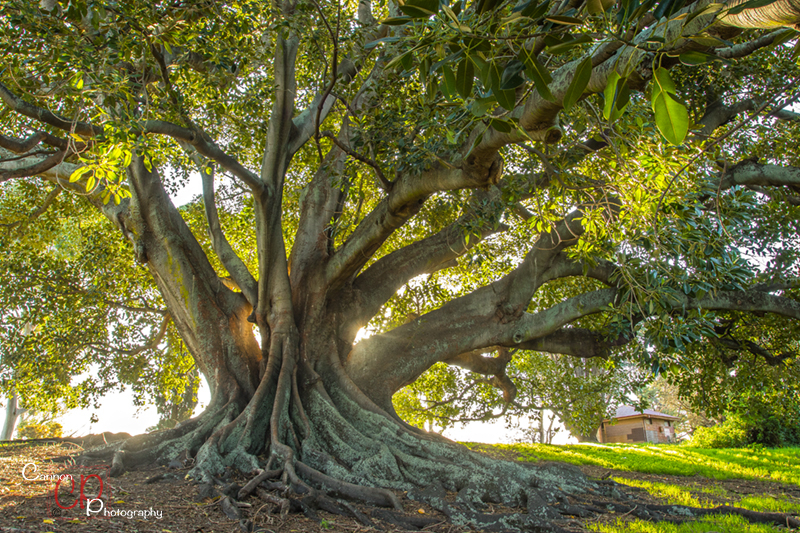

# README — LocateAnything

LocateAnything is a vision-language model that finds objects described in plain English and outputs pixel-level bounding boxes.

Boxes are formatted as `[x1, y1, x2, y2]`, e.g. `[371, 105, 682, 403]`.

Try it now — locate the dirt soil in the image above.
[0, 441, 798, 533]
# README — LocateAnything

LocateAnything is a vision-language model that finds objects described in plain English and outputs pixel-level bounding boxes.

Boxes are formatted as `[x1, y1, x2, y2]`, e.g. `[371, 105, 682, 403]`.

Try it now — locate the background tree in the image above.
[642, 376, 716, 439]
[0, 181, 199, 438]
[662, 314, 800, 446]
[393, 348, 650, 442]
[1, 0, 800, 527]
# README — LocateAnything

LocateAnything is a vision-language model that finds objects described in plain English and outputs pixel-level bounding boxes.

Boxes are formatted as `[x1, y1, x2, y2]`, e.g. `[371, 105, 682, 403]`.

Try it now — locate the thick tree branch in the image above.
[254, 33, 301, 332]
[718, 160, 800, 190]
[715, 30, 788, 59]
[697, 98, 758, 138]
[288, 20, 388, 155]
[0, 149, 72, 183]
[507, 289, 618, 345]
[200, 164, 258, 307]
[444, 348, 517, 403]
[0, 131, 69, 152]
[771, 108, 800, 122]
[0, 82, 261, 190]
[0, 81, 103, 137]
[517, 327, 626, 358]
[144, 121, 262, 190]
[715, 336, 796, 366]
[686, 289, 800, 319]
[325, 154, 505, 289]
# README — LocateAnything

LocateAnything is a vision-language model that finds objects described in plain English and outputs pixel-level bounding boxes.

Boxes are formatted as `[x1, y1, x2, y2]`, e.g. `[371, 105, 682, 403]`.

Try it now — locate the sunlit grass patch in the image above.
[610, 477, 712, 508]
[589, 513, 790, 533]
[475, 443, 800, 486]
[696, 485, 728, 498]
[609, 477, 800, 513]
[736, 494, 800, 513]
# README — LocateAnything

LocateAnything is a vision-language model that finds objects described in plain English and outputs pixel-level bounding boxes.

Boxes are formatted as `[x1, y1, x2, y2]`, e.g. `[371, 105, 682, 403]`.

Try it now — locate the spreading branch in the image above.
[325, 153, 505, 288]
[199, 163, 258, 307]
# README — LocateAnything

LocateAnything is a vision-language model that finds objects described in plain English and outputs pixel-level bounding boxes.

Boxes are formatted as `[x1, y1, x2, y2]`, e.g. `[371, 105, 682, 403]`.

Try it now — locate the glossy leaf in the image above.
[652, 90, 689, 145]
[456, 57, 474, 99]
[562, 57, 592, 112]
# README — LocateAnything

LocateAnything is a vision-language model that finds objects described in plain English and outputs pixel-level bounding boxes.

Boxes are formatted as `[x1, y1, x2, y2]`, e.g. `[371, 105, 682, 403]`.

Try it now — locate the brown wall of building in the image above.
[598, 417, 676, 443]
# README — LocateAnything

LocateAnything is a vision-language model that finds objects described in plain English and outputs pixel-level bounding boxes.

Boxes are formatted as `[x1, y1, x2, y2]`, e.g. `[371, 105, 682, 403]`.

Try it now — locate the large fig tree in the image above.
[2, 0, 800, 528]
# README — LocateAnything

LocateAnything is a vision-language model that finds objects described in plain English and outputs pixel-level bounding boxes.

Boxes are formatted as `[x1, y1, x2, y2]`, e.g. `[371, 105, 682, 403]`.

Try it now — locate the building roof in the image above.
[608, 405, 679, 421]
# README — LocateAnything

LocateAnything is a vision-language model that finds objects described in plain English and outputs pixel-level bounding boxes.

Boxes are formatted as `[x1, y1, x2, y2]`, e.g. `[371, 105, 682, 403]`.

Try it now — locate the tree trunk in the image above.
[66, 159, 595, 531]
[1, 393, 21, 440]
[562, 420, 601, 443]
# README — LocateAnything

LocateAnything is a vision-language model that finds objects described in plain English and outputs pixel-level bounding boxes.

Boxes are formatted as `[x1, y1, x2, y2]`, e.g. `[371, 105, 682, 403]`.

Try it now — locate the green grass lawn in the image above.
[468, 442, 800, 486]
[589, 514, 793, 533]
[465, 442, 800, 533]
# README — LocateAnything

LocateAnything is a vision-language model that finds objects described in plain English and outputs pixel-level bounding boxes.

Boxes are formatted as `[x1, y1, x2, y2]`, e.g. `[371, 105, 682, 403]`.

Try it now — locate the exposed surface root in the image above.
[78, 397, 243, 477]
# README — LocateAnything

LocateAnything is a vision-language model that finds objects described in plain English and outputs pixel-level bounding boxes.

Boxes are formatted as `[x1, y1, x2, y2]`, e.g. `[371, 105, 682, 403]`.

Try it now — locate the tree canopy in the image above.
[0, 180, 199, 437]
[1, 0, 800, 528]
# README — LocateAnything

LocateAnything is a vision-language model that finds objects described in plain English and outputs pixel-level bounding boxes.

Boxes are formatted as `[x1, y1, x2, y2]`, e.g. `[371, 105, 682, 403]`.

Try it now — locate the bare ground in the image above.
[0, 441, 798, 533]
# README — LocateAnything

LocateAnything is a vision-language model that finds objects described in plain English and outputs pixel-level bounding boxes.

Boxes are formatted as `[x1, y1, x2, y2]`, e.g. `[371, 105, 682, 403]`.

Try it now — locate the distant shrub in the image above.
[749, 414, 800, 448]
[17, 420, 63, 439]
[689, 413, 800, 448]
[688, 415, 750, 448]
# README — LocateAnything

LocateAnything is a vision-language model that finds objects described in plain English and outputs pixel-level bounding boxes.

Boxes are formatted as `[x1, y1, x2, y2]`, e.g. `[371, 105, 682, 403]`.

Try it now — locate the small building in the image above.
[597, 405, 679, 444]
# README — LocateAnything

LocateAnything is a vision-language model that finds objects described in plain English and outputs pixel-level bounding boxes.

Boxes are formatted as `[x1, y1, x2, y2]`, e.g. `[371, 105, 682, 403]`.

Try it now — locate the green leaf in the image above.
[678, 51, 716, 65]
[441, 64, 457, 99]
[456, 57, 474, 99]
[69, 166, 91, 182]
[603, 71, 622, 120]
[562, 57, 592, 112]
[381, 16, 413, 25]
[546, 34, 593, 54]
[727, 0, 779, 16]
[652, 90, 689, 145]
[772, 28, 798, 47]
[476, 0, 503, 14]
[70, 72, 84, 90]
[470, 97, 495, 117]
[440, 3, 460, 24]
[653, 67, 677, 94]
[399, 0, 440, 18]
[364, 36, 402, 49]
[490, 118, 513, 132]
[489, 62, 516, 110]
[587, 0, 615, 13]
[385, 50, 412, 70]
[519, 49, 554, 101]
[463, 37, 492, 52]
[685, 2, 724, 23]
[610, 79, 630, 121]
[544, 15, 584, 24]
[500, 59, 526, 90]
